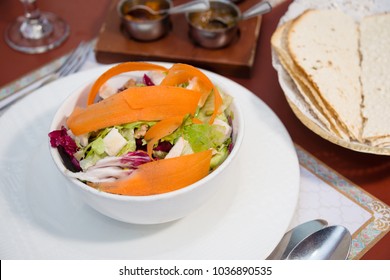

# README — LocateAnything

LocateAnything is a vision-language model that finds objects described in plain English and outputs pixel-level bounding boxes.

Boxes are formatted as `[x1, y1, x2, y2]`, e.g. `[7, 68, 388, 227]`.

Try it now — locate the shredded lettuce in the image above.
[67, 151, 151, 183]
[196, 87, 233, 123]
[50, 78, 235, 179]
[76, 122, 155, 170]
[183, 123, 227, 153]
[210, 145, 229, 170]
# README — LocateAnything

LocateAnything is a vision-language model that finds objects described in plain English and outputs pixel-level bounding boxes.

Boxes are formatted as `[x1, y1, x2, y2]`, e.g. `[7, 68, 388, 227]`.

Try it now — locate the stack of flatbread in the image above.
[271, 9, 390, 151]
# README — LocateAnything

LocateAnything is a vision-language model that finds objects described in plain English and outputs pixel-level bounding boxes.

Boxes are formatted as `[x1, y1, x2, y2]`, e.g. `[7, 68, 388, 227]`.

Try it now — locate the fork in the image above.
[0, 41, 92, 110]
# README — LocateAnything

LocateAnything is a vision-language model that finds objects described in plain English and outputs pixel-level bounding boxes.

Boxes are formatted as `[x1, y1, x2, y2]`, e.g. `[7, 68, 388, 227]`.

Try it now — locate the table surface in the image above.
[0, 0, 389, 260]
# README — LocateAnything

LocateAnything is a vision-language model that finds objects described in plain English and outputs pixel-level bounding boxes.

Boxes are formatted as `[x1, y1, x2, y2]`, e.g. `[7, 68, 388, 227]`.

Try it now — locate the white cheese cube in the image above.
[99, 84, 116, 100]
[103, 128, 127, 156]
[165, 137, 193, 159]
[75, 133, 89, 147]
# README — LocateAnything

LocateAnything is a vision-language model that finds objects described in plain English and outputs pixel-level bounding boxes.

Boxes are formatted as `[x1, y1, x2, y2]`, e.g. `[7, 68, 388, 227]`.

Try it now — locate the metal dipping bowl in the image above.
[118, 0, 172, 41]
[186, 0, 240, 49]
[186, 0, 272, 49]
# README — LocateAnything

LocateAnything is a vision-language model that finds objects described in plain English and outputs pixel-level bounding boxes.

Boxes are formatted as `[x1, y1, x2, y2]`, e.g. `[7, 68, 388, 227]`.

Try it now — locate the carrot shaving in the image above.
[192, 117, 204, 124]
[161, 63, 223, 123]
[94, 150, 212, 196]
[144, 115, 185, 157]
[211, 89, 223, 124]
[87, 62, 167, 105]
[67, 86, 201, 135]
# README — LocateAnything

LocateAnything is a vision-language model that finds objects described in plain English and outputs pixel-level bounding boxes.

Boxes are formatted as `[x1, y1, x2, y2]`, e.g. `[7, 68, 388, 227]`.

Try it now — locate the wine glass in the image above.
[4, 0, 70, 54]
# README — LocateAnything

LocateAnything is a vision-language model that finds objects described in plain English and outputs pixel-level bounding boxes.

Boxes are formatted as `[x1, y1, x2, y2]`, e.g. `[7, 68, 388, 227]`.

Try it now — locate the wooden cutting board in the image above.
[94, 0, 264, 77]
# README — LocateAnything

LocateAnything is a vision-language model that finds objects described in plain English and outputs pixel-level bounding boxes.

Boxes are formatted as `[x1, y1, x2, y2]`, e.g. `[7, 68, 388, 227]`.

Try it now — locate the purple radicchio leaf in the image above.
[154, 141, 173, 153]
[227, 115, 234, 153]
[228, 142, 234, 154]
[68, 151, 152, 183]
[48, 126, 81, 172]
[143, 74, 155, 86]
[136, 138, 147, 151]
[119, 151, 152, 168]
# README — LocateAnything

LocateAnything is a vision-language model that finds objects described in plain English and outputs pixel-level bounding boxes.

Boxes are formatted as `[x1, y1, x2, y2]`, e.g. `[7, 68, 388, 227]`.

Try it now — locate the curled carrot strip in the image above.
[67, 86, 201, 135]
[161, 64, 223, 123]
[94, 150, 212, 196]
[192, 117, 203, 124]
[87, 62, 168, 105]
[144, 115, 185, 157]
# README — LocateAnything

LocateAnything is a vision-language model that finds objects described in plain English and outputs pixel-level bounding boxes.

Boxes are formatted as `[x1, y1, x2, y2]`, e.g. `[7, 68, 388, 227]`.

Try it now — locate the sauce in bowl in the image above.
[188, 7, 237, 30]
[121, 1, 164, 21]
[118, 0, 171, 41]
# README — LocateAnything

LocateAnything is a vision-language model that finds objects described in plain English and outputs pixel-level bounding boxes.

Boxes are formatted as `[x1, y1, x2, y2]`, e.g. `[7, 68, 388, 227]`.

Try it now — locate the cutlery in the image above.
[286, 225, 352, 260]
[266, 219, 328, 260]
[0, 41, 91, 110]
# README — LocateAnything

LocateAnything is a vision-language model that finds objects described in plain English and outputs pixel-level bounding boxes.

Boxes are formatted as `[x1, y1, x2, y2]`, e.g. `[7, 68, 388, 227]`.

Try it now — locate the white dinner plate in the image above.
[0, 64, 299, 259]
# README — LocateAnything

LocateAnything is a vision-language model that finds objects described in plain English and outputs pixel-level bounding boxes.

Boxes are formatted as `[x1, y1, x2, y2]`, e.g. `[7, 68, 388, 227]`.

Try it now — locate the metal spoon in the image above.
[266, 219, 328, 260]
[208, 1, 272, 29]
[129, 0, 210, 16]
[286, 225, 352, 260]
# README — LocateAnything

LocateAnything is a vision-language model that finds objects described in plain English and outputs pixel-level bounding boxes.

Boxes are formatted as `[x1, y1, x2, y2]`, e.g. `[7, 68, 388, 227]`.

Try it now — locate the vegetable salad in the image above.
[49, 62, 234, 196]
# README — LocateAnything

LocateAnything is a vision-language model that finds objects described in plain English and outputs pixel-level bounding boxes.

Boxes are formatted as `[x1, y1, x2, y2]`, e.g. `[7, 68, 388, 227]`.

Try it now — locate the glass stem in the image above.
[22, 0, 41, 20]
[19, 0, 53, 40]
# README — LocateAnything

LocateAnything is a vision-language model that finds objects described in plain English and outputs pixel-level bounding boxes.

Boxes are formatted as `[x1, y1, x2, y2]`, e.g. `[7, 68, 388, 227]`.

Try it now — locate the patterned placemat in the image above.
[294, 145, 390, 259]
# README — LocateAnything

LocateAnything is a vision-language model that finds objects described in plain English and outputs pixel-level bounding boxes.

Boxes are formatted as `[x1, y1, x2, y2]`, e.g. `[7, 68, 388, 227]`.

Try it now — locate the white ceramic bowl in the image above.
[49, 66, 244, 224]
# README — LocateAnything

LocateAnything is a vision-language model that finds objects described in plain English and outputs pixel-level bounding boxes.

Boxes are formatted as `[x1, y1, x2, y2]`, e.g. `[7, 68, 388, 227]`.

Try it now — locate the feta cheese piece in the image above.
[99, 84, 116, 100]
[103, 128, 127, 156]
[149, 71, 166, 85]
[165, 137, 193, 159]
[75, 133, 89, 147]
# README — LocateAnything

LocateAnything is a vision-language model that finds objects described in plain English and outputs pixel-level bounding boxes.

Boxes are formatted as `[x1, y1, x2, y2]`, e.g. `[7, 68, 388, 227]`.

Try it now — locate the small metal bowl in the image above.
[186, 0, 272, 49]
[186, 0, 240, 49]
[118, 0, 172, 41]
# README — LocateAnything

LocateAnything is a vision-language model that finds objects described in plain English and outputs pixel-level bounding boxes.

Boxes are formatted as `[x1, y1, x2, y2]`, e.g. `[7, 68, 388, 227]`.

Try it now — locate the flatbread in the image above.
[272, 10, 390, 150]
[287, 9, 363, 141]
[360, 13, 390, 142]
[271, 21, 350, 140]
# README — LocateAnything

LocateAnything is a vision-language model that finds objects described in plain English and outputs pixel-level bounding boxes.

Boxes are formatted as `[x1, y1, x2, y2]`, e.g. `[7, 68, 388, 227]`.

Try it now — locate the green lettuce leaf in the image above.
[183, 123, 226, 152]
[77, 122, 155, 170]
